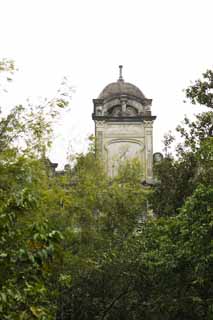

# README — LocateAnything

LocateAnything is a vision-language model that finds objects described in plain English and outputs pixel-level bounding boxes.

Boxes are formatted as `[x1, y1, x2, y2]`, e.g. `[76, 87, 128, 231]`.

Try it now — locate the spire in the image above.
[118, 65, 124, 82]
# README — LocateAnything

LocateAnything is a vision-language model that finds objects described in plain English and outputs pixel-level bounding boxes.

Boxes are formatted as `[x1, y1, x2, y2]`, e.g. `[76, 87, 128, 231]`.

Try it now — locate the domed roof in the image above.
[98, 66, 145, 101]
[98, 81, 145, 100]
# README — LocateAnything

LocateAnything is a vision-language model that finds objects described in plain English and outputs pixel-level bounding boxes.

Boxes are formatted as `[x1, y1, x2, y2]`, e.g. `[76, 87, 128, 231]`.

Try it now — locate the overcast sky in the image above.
[0, 0, 212, 167]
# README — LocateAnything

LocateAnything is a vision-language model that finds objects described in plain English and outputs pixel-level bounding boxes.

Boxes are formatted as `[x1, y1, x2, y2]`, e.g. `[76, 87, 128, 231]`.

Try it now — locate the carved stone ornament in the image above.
[144, 104, 151, 112]
[108, 105, 138, 117]
[110, 106, 122, 116]
[153, 152, 163, 163]
[95, 120, 105, 127]
[96, 106, 103, 116]
[144, 120, 154, 128]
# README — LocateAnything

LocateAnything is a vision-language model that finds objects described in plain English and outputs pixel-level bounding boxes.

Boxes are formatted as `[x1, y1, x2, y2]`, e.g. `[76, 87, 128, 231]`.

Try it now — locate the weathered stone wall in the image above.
[95, 120, 154, 180]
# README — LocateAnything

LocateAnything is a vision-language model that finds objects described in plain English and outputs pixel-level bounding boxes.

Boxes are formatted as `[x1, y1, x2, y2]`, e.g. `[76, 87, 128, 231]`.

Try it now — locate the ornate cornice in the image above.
[93, 99, 104, 106]
[92, 114, 156, 122]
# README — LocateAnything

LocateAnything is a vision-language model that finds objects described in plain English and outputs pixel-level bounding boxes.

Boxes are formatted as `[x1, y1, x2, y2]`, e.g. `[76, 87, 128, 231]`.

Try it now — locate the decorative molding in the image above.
[144, 104, 151, 112]
[93, 99, 104, 106]
[144, 120, 154, 129]
[92, 114, 156, 122]
[105, 138, 144, 148]
[95, 120, 105, 127]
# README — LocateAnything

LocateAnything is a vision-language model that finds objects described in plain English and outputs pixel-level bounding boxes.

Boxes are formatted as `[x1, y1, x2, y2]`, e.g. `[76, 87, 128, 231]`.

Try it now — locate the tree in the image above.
[53, 150, 149, 320]
[0, 59, 72, 320]
[150, 104, 213, 216]
[185, 69, 213, 108]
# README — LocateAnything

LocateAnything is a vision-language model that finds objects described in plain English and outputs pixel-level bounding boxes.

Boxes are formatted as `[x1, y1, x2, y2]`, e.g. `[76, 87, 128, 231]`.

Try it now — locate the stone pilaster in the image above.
[144, 120, 154, 182]
[95, 120, 105, 159]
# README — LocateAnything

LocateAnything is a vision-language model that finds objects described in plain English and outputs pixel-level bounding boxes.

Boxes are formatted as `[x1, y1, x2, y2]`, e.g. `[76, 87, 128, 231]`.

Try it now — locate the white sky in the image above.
[0, 0, 212, 168]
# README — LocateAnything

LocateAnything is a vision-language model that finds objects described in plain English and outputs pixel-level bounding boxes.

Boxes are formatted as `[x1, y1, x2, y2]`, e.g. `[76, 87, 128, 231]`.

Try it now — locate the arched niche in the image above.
[105, 139, 144, 176]
[103, 98, 144, 115]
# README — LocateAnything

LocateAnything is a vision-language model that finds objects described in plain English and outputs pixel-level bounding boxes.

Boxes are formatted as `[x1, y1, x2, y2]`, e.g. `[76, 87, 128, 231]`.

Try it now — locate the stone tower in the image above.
[92, 66, 156, 183]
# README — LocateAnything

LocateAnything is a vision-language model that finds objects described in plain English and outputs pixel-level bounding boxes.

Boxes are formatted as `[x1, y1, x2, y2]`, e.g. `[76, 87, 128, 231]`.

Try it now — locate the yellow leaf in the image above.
[30, 306, 43, 318]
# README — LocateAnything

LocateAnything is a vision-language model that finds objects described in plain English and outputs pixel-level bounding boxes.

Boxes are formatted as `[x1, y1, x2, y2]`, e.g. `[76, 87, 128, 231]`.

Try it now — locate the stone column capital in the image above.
[95, 120, 106, 128]
[144, 120, 154, 129]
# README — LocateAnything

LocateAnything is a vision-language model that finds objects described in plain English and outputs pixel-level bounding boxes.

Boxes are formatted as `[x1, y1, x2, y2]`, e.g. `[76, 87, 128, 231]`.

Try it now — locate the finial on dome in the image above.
[118, 65, 124, 82]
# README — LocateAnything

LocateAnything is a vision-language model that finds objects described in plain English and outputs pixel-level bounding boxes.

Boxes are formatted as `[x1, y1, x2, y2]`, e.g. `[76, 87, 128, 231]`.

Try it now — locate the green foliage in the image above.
[0, 151, 64, 319]
[138, 184, 213, 319]
[150, 69, 213, 217]
[185, 69, 213, 108]
[51, 151, 148, 319]
[0, 59, 72, 319]
[150, 111, 213, 216]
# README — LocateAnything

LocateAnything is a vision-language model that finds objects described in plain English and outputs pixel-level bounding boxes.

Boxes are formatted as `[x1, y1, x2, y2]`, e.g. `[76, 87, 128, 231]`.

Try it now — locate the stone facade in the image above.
[92, 66, 156, 182]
